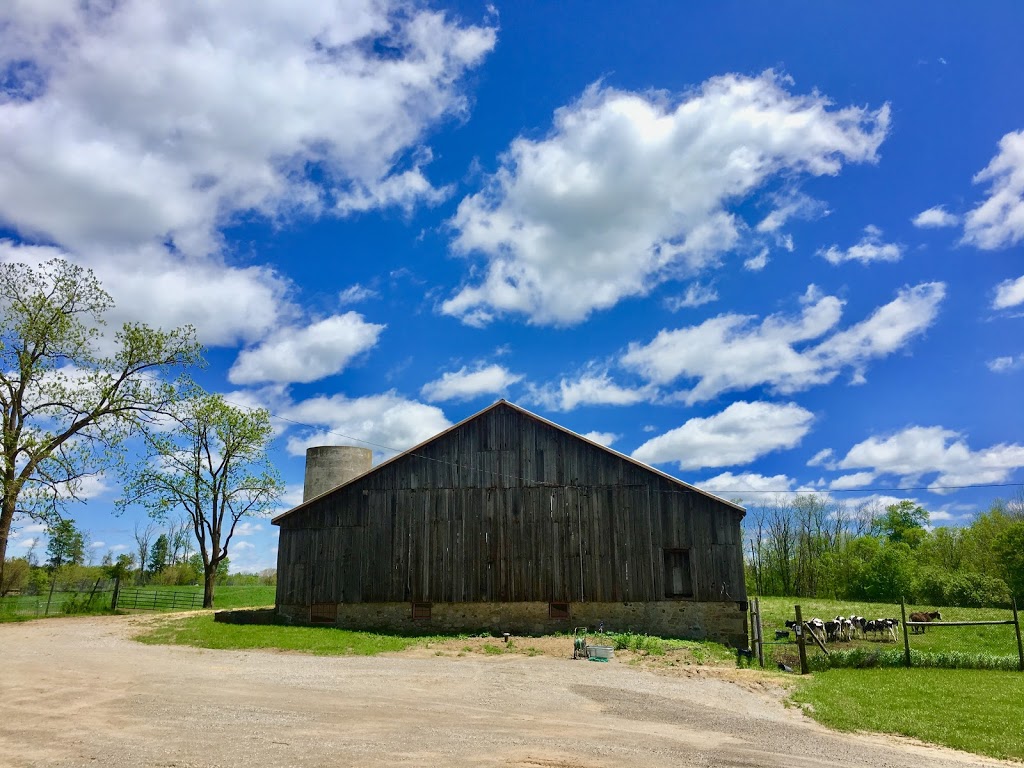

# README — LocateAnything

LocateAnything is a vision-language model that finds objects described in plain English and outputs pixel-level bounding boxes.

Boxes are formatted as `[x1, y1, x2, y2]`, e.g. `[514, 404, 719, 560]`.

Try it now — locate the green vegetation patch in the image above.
[135, 614, 449, 655]
[792, 668, 1024, 762]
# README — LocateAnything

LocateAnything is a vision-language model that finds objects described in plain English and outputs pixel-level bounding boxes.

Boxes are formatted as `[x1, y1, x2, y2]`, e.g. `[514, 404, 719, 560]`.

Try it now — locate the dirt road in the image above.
[0, 615, 1008, 767]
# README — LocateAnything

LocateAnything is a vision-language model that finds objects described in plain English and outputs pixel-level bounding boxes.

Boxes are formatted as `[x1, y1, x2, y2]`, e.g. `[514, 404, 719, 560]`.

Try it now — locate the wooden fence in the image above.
[900, 597, 1024, 671]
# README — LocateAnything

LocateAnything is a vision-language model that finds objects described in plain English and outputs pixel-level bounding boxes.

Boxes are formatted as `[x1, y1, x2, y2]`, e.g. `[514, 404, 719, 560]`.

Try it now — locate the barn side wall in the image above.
[277, 600, 748, 648]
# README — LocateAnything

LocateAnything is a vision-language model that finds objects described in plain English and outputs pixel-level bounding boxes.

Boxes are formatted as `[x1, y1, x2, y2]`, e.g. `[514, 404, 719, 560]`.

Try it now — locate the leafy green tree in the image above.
[148, 534, 170, 574]
[120, 393, 282, 608]
[872, 500, 929, 548]
[0, 258, 201, 588]
[45, 518, 85, 571]
[0, 557, 30, 596]
[993, 521, 1024, 602]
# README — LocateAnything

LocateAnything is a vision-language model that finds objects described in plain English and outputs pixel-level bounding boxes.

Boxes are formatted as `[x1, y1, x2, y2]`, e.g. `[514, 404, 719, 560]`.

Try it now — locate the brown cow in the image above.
[909, 610, 942, 634]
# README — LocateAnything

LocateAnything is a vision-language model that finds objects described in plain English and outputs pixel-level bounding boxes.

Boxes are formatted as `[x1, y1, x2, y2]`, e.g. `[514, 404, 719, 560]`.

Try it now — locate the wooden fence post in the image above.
[795, 604, 808, 675]
[755, 598, 765, 668]
[110, 574, 121, 611]
[1013, 597, 1023, 673]
[900, 598, 911, 669]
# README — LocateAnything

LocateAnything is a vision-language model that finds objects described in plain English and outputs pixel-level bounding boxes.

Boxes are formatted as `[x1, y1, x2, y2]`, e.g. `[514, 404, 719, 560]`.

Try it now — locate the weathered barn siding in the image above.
[274, 402, 747, 643]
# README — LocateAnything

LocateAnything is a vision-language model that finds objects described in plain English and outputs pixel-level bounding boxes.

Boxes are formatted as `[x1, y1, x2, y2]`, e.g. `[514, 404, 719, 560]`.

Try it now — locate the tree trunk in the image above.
[203, 565, 216, 608]
[0, 494, 16, 590]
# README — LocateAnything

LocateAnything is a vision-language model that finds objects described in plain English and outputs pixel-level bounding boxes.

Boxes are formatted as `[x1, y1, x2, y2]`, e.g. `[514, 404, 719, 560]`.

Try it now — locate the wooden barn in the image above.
[272, 400, 748, 646]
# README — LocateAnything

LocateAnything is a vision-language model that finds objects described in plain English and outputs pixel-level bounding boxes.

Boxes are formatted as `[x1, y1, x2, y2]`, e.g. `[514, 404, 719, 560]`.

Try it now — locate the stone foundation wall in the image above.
[277, 600, 748, 648]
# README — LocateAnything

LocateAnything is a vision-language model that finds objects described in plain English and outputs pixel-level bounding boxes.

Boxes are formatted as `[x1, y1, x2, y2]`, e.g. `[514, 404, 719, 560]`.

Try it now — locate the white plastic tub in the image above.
[587, 645, 614, 660]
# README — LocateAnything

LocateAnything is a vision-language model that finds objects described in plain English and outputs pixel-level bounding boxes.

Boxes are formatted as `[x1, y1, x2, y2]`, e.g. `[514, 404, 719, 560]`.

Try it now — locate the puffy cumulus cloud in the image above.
[664, 282, 718, 311]
[756, 191, 829, 237]
[421, 363, 523, 402]
[0, 3, 494, 348]
[829, 472, 876, 490]
[443, 71, 889, 326]
[623, 282, 944, 403]
[912, 206, 959, 228]
[987, 355, 1024, 373]
[525, 370, 652, 412]
[0, 1, 496, 256]
[581, 431, 619, 447]
[836, 425, 1024, 491]
[228, 313, 385, 385]
[695, 472, 797, 495]
[818, 225, 903, 265]
[632, 401, 814, 471]
[283, 391, 450, 458]
[0, 240, 294, 348]
[993, 274, 1024, 310]
[963, 131, 1024, 250]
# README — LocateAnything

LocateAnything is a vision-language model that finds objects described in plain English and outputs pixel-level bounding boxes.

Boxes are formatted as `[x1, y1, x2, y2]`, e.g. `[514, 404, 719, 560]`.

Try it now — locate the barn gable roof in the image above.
[272, 399, 744, 525]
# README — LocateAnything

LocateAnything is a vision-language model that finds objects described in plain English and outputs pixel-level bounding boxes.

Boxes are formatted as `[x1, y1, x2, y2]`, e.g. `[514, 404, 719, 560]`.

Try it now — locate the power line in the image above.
[223, 397, 1024, 497]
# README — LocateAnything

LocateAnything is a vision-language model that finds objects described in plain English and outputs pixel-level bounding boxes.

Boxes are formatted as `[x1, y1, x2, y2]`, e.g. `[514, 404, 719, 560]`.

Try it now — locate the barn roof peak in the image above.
[272, 399, 744, 524]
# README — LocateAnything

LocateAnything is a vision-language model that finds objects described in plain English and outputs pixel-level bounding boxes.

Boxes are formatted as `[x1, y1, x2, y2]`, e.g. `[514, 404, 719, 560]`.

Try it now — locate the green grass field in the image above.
[120, 584, 277, 609]
[792, 668, 1024, 762]
[755, 596, 1022, 659]
[135, 614, 452, 655]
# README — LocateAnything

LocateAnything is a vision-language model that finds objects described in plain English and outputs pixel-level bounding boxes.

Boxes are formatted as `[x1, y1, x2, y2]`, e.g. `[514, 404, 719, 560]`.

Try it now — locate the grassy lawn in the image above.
[135, 614, 451, 655]
[792, 668, 1024, 762]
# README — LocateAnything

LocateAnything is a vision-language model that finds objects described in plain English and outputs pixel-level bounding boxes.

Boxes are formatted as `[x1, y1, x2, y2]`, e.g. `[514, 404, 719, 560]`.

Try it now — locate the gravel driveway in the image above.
[0, 615, 1008, 767]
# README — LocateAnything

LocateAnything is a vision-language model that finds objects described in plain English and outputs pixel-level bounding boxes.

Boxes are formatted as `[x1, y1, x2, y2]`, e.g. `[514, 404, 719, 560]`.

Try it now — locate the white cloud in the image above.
[993, 274, 1024, 310]
[912, 206, 959, 228]
[232, 541, 255, 552]
[695, 471, 797, 495]
[988, 355, 1024, 373]
[836, 425, 1024, 491]
[0, 2, 496, 256]
[338, 284, 379, 305]
[283, 391, 450, 458]
[818, 225, 903, 265]
[228, 313, 385, 385]
[0, 3, 494, 349]
[829, 472, 876, 490]
[442, 71, 889, 326]
[632, 401, 814, 471]
[756, 191, 828, 236]
[233, 522, 264, 537]
[744, 248, 769, 271]
[807, 448, 836, 468]
[526, 370, 652, 412]
[665, 282, 718, 311]
[623, 282, 944, 403]
[963, 130, 1024, 249]
[581, 431, 618, 447]
[421, 364, 523, 402]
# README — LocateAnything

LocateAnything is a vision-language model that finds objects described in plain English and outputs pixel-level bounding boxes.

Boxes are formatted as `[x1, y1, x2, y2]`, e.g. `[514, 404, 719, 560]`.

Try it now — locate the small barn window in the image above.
[310, 603, 337, 623]
[663, 549, 693, 598]
[411, 602, 432, 621]
[548, 602, 570, 620]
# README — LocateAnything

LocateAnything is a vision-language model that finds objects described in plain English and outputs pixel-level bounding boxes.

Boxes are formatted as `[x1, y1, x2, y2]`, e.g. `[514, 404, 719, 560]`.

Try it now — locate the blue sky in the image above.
[3, 2, 1023, 572]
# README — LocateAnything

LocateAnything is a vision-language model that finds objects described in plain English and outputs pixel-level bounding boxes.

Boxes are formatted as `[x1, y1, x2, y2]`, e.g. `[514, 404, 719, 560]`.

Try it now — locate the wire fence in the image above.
[1, 582, 206, 618]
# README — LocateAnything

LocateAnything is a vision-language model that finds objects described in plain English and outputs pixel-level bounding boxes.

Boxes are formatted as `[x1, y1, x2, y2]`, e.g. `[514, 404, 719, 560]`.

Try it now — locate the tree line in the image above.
[744, 493, 1024, 607]
[0, 515, 277, 600]
[0, 258, 283, 608]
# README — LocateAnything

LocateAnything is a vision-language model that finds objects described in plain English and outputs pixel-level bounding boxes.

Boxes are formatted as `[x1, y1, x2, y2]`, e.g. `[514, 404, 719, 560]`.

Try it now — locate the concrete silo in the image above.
[302, 446, 373, 503]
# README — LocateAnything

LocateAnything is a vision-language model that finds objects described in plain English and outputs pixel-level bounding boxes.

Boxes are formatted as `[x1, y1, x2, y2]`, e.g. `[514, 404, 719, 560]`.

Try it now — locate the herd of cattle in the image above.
[783, 611, 943, 644]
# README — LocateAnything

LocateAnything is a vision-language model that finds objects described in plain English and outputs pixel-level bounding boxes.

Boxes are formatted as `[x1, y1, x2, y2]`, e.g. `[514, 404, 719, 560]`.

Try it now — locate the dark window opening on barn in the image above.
[549, 601, 570, 619]
[310, 603, 338, 623]
[412, 602, 432, 620]
[663, 549, 693, 598]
